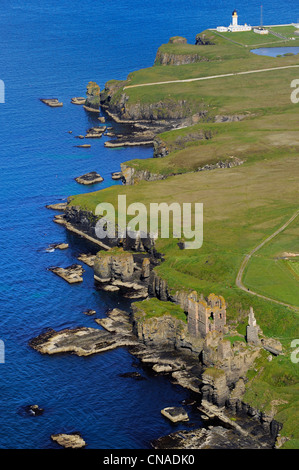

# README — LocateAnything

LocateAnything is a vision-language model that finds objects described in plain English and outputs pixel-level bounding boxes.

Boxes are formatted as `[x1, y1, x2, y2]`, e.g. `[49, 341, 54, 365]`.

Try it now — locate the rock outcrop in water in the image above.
[83, 81, 101, 112]
[161, 406, 189, 423]
[29, 312, 139, 356]
[75, 172, 104, 185]
[93, 249, 152, 299]
[51, 433, 86, 449]
[48, 264, 85, 284]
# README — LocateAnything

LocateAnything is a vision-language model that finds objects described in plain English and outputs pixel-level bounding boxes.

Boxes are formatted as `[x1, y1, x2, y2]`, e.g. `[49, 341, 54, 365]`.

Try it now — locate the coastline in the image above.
[39, 23, 299, 449]
[43, 199, 282, 449]
[3, 0, 298, 451]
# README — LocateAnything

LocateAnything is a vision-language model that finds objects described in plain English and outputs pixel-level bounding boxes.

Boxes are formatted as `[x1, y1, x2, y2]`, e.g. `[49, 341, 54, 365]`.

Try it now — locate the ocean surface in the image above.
[0, 0, 297, 449]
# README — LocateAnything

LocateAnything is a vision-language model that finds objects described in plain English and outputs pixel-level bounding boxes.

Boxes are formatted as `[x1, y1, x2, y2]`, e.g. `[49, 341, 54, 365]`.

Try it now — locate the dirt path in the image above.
[124, 64, 299, 90]
[235, 209, 299, 310]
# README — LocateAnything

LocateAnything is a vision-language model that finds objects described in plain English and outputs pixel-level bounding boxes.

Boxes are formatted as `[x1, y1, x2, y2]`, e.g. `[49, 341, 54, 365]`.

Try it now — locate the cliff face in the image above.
[120, 163, 166, 185]
[154, 35, 212, 66]
[64, 205, 157, 253]
[155, 50, 209, 66]
[131, 306, 187, 348]
[153, 137, 169, 158]
[93, 250, 151, 299]
[84, 81, 101, 110]
[94, 250, 135, 283]
[100, 80, 208, 127]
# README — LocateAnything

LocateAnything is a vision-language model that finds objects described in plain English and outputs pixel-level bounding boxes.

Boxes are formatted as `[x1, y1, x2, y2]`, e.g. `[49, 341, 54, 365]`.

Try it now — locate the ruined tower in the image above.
[246, 307, 260, 346]
[187, 292, 226, 338]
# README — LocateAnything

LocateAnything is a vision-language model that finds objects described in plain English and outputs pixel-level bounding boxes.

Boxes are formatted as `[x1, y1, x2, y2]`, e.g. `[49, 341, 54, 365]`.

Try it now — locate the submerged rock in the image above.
[26, 405, 44, 416]
[29, 310, 138, 357]
[40, 98, 63, 107]
[118, 372, 146, 381]
[75, 172, 104, 185]
[46, 202, 67, 211]
[83, 309, 96, 316]
[85, 127, 106, 138]
[161, 407, 189, 423]
[111, 171, 123, 180]
[51, 432, 86, 449]
[77, 253, 96, 267]
[49, 264, 85, 284]
[71, 97, 86, 105]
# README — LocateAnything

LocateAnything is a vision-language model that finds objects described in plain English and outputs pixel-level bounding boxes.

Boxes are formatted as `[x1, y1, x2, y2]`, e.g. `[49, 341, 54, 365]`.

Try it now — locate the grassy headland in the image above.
[69, 26, 299, 447]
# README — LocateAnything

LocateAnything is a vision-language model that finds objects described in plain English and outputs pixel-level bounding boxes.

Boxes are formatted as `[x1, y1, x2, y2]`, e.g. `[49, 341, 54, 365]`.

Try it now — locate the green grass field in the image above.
[243, 218, 299, 307]
[217, 30, 285, 46]
[132, 297, 187, 323]
[124, 107, 299, 176]
[214, 25, 299, 47]
[244, 351, 299, 448]
[269, 25, 298, 38]
[288, 260, 299, 278]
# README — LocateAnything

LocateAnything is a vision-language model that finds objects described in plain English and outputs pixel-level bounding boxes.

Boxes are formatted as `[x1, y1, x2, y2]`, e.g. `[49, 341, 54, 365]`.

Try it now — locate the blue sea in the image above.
[0, 0, 297, 449]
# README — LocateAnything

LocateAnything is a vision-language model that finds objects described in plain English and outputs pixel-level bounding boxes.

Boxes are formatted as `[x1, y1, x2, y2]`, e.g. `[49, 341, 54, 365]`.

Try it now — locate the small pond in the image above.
[251, 47, 299, 57]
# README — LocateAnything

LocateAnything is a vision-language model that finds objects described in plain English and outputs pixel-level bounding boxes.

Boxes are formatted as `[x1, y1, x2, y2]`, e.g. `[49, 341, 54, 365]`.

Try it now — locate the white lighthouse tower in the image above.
[232, 9, 238, 27]
[216, 9, 252, 33]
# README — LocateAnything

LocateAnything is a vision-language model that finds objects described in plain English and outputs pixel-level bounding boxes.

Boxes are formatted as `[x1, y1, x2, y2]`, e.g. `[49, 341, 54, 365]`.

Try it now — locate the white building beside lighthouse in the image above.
[217, 10, 252, 33]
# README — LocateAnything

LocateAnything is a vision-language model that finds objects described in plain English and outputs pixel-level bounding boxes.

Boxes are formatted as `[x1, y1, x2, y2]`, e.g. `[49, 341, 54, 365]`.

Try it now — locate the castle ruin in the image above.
[187, 292, 226, 338]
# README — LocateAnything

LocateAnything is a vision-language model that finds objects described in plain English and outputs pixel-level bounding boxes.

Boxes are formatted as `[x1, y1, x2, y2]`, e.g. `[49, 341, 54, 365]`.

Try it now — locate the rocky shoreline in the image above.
[29, 305, 279, 449]
[45, 200, 286, 448]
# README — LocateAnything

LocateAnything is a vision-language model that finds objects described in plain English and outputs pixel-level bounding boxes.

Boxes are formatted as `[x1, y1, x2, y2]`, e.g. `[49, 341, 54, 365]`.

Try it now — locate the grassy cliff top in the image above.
[132, 298, 187, 323]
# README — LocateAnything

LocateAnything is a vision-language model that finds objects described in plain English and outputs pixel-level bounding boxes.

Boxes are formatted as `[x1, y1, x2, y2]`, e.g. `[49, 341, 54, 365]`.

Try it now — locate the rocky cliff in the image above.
[120, 163, 166, 185]
[84, 81, 101, 111]
[131, 303, 282, 443]
[154, 36, 212, 66]
[102, 92, 207, 127]
[64, 204, 157, 253]
[132, 307, 187, 348]
[155, 50, 209, 66]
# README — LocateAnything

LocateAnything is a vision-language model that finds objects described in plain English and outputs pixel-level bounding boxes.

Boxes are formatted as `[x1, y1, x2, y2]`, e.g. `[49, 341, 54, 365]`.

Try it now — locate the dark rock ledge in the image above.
[29, 311, 138, 356]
